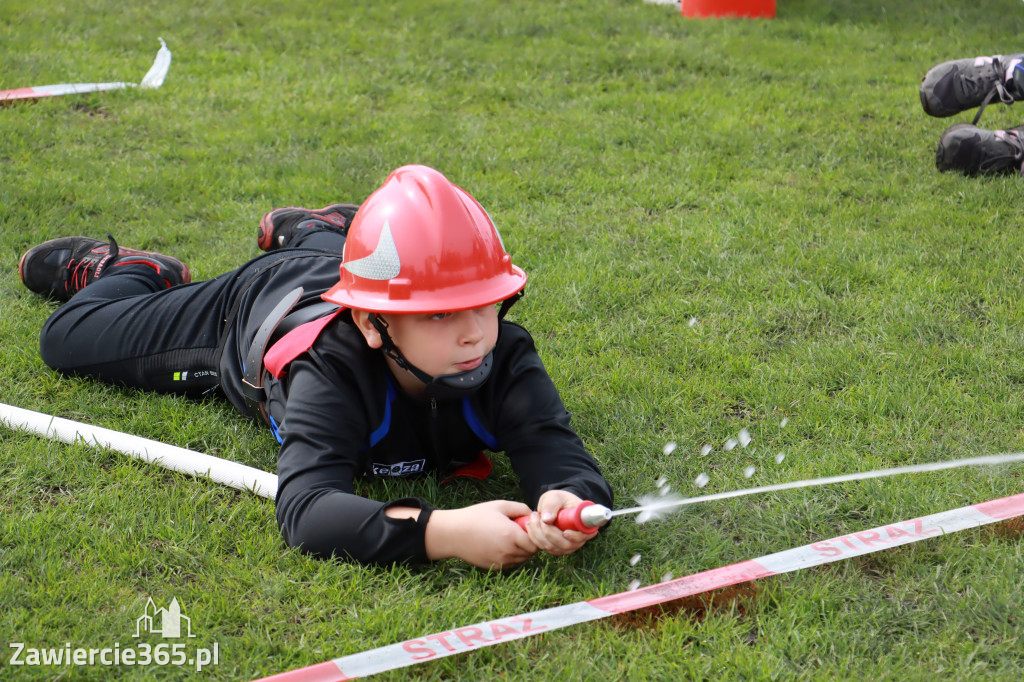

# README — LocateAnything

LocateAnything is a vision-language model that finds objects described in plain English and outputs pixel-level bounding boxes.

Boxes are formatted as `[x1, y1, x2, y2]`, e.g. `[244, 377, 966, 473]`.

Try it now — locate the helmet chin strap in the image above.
[369, 291, 523, 399]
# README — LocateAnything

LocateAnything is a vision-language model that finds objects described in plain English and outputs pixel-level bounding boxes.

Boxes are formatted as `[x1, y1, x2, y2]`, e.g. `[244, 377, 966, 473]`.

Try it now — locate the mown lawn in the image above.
[2, 0, 1022, 679]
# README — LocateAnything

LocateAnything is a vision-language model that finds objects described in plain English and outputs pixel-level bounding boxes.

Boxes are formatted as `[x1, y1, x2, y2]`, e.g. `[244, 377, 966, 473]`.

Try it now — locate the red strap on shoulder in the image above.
[264, 310, 343, 378]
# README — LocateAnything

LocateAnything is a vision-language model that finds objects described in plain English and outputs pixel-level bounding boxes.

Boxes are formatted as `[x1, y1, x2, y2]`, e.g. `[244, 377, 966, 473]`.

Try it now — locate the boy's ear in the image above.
[351, 310, 384, 349]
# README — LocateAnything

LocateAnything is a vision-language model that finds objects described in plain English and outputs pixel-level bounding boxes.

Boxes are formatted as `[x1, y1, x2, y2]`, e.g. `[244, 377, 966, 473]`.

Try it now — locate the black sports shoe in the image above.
[920, 54, 1024, 123]
[935, 123, 1024, 175]
[257, 204, 359, 251]
[19, 234, 191, 302]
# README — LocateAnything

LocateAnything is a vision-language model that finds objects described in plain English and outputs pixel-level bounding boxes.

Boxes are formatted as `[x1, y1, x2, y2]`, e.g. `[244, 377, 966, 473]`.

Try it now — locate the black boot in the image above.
[19, 234, 191, 301]
[935, 123, 1024, 175]
[257, 204, 359, 251]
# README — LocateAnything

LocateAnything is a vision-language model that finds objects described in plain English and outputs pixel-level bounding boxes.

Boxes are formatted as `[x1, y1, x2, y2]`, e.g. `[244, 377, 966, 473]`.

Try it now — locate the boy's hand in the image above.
[425, 500, 538, 570]
[522, 490, 597, 557]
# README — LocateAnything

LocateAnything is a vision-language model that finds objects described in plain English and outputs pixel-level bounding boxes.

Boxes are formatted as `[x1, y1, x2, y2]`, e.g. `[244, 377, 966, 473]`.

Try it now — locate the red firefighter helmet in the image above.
[322, 165, 527, 313]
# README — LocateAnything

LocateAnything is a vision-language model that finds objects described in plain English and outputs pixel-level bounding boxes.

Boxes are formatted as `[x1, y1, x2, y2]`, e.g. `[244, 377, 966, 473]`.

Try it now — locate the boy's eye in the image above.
[429, 312, 451, 321]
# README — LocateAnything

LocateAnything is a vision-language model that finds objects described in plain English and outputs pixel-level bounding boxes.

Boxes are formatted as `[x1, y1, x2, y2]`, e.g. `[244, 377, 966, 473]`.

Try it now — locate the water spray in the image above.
[518, 451, 1024, 533]
[613, 451, 1024, 520]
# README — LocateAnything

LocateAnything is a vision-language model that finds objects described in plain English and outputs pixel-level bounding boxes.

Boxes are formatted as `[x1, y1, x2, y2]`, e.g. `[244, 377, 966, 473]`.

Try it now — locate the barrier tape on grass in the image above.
[258, 491, 1024, 681]
[0, 39, 171, 103]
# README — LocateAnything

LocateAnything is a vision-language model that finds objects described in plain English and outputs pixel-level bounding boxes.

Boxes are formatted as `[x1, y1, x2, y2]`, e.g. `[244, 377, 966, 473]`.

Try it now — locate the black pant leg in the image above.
[37, 228, 348, 399]
[39, 264, 238, 396]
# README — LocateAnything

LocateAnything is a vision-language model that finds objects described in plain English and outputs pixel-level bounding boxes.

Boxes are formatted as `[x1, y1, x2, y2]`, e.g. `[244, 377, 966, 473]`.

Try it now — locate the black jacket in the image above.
[212, 250, 611, 566]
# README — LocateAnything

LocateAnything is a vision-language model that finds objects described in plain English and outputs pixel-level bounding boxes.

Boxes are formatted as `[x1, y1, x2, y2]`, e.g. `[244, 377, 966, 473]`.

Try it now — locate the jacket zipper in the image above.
[428, 397, 441, 468]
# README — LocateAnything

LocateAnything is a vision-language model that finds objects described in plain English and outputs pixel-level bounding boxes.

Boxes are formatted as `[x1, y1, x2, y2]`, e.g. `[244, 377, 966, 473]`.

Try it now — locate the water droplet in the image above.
[738, 428, 751, 448]
[661, 572, 673, 582]
[688, 317, 697, 327]
[743, 465, 756, 478]
[663, 441, 677, 456]
[775, 453, 785, 464]
[655, 476, 668, 487]
[629, 554, 641, 566]
[724, 438, 738, 451]
[780, 418, 789, 428]
[700, 444, 712, 456]
[659, 484, 672, 496]
[695, 473, 710, 488]
[627, 580, 642, 591]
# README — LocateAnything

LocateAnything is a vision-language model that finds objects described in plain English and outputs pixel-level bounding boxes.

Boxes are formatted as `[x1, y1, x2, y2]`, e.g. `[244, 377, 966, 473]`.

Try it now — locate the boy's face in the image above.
[353, 305, 500, 393]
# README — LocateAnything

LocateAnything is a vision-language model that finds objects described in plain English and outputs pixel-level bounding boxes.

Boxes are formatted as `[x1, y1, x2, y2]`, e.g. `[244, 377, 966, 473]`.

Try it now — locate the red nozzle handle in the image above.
[514, 500, 603, 534]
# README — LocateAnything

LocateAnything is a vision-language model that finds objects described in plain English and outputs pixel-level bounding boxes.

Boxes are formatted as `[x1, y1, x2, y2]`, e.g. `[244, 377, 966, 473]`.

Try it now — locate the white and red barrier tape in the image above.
[0, 39, 170, 103]
[258, 491, 1024, 681]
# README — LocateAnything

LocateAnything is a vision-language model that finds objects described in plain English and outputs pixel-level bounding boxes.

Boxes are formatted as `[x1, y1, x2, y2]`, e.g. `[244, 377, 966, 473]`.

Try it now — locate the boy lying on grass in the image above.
[19, 164, 613, 568]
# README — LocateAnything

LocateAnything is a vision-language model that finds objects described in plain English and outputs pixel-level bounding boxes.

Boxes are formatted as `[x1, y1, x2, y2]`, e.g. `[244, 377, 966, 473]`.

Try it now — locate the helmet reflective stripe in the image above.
[343, 220, 401, 281]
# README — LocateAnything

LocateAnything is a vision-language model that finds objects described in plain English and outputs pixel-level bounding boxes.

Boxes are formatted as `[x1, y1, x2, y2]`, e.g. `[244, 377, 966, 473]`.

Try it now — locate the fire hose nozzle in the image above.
[514, 500, 612, 534]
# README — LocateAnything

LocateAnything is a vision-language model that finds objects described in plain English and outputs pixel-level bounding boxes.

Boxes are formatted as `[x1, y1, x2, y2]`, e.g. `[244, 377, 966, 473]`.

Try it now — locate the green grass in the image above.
[2, 0, 1024, 679]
